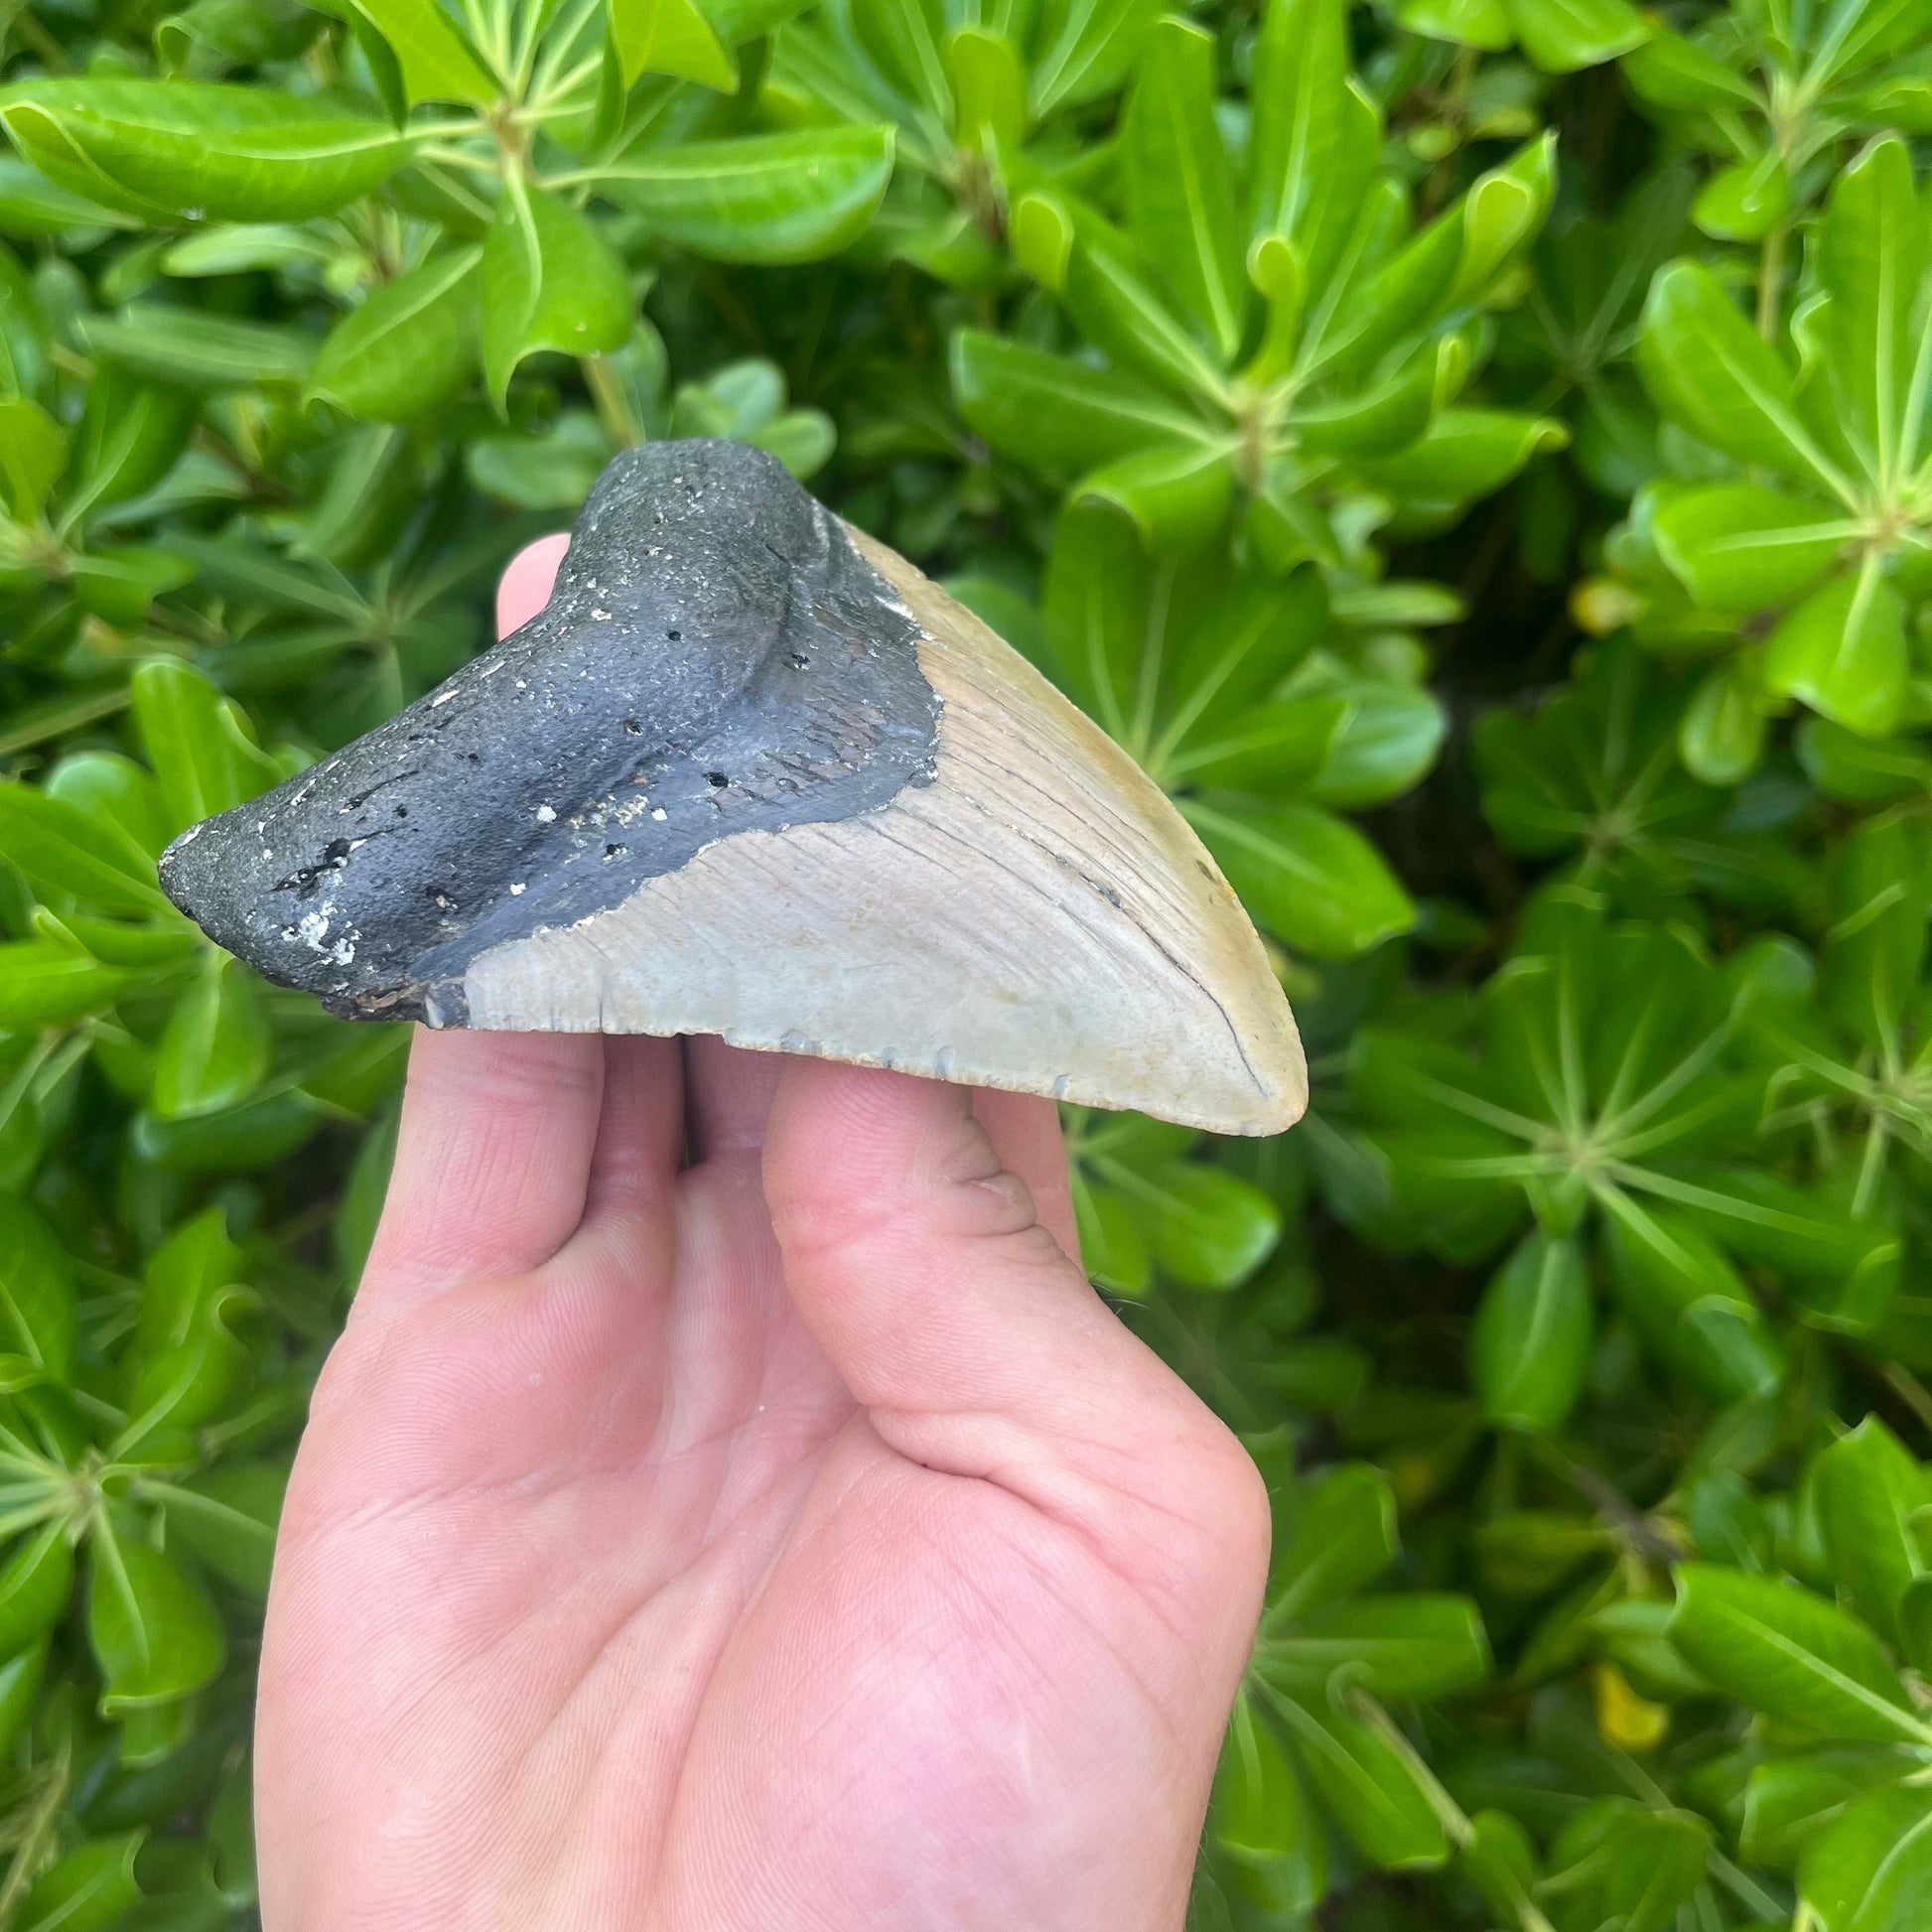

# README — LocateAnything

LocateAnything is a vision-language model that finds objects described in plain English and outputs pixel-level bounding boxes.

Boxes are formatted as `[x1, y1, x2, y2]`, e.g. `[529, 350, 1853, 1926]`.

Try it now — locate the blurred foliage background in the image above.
[2, 0, 1932, 1923]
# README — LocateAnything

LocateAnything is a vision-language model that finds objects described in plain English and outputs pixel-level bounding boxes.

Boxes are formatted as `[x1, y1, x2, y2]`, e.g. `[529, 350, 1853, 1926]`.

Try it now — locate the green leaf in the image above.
[482, 184, 631, 411]
[1105, 1160, 1280, 1290]
[1503, 0, 1650, 70]
[152, 952, 270, 1121]
[1469, 1229, 1591, 1432]
[1186, 799, 1416, 958]
[593, 126, 896, 264]
[1544, 1799, 1711, 1932]
[148, 1461, 286, 1598]
[1600, 1192, 1784, 1401]
[954, 330, 1201, 475]
[1262, 1594, 1490, 1701]
[1694, 151, 1790, 241]
[345, 0, 498, 105]
[0, 943, 137, 1030]
[1123, 17, 1244, 363]
[308, 246, 480, 422]
[1742, 1746, 1920, 1870]
[1248, 0, 1377, 290]
[0, 1525, 72, 1661]
[1813, 1419, 1928, 1649]
[1764, 559, 1909, 739]
[1650, 483, 1849, 614]
[46, 753, 170, 861]
[1030, 0, 1165, 115]
[1621, 30, 1756, 109]
[0, 1196, 77, 1382]
[1074, 442, 1235, 552]
[65, 373, 196, 521]
[1670, 1565, 1929, 1744]
[16, 1833, 144, 1932]
[851, 0, 949, 119]
[1275, 1464, 1399, 1614]
[613, 0, 736, 89]
[1276, 1695, 1449, 1868]
[1361, 409, 1567, 509]
[1817, 135, 1927, 494]
[0, 783, 170, 916]
[0, 398, 65, 520]
[78, 303, 313, 390]
[0, 80, 414, 223]
[1638, 261, 1848, 492]
[87, 1519, 225, 1716]
[132, 658, 281, 833]
[1800, 1782, 1932, 1932]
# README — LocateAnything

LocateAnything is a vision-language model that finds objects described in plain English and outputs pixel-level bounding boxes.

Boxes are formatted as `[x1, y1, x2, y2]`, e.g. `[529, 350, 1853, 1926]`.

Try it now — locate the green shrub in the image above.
[4, 0, 1932, 1924]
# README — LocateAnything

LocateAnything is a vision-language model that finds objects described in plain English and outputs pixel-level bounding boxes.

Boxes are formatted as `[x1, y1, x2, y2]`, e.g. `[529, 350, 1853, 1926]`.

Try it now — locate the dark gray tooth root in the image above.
[158, 439, 940, 1024]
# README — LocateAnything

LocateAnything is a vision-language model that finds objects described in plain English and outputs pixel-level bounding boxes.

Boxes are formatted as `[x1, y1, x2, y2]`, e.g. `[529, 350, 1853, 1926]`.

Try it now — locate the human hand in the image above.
[252, 538, 1271, 1932]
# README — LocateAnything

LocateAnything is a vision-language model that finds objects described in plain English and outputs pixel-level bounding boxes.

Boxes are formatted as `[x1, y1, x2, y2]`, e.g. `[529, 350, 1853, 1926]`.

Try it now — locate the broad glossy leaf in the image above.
[0, 943, 137, 1031]
[1247, 0, 1376, 289]
[1123, 17, 1243, 361]
[1469, 1229, 1590, 1432]
[150, 1462, 286, 1599]
[1742, 1746, 1920, 1870]
[1075, 442, 1234, 551]
[1211, 1694, 1313, 1863]
[1764, 561, 1908, 739]
[0, 1196, 76, 1381]
[345, 0, 497, 104]
[1800, 1781, 1932, 1932]
[152, 953, 270, 1121]
[851, 0, 949, 119]
[955, 330, 1202, 475]
[594, 126, 895, 264]
[1263, 1594, 1490, 1701]
[15, 1833, 143, 1932]
[0, 783, 169, 916]
[78, 304, 312, 391]
[0, 1524, 72, 1659]
[0, 398, 64, 520]
[1694, 151, 1790, 241]
[87, 1521, 225, 1715]
[1600, 1192, 1783, 1401]
[1822, 809, 1932, 1049]
[1186, 799, 1416, 958]
[1671, 1565, 1928, 1744]
[1638, 261, 1848, 492]
[65, 373, 196, 521]
[1108, 1160, 1280, 1290]
[615, 0, 736, 88]
[1274, 1463, 1398, 1614]
[1544, 1798, 1710, 1932]
[1818, 136, 1927, 491]
[482, 185, 630, 410]
[1813, 1419, 1928, 1648]
[1459, 1811, 1539, 1928]
[1450, 134, 1555, 304]
[1505, 0, 1649, 69]
[0, 80, 414, 222]
[1650, 483, 1848, 614]
[1277, 1695, 1449, 1868]
[133, 658, 281, 833]
[1621, 30, 1756, 109]
[1361, 410, 1566, 509]
[308, 246, 480, 422]
[1030, 0, 1165, 115]
[1070, 1173, 1148, 1292]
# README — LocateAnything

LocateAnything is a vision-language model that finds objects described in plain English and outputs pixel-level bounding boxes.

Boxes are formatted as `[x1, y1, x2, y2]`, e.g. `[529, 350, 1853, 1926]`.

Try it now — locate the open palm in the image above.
[252, 545, 1270, 1932]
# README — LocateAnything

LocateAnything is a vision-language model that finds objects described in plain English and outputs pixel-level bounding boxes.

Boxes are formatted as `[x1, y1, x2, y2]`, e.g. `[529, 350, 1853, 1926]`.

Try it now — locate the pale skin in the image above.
[252, 536, 1272, 1932]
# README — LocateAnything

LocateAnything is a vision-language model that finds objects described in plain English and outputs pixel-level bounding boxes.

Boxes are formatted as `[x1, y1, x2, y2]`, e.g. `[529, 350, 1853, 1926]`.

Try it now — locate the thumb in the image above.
[763, 1059, 1270, 1590]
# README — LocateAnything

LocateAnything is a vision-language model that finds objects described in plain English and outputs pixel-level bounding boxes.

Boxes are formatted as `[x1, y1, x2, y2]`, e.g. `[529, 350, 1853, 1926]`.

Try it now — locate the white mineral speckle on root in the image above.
[536, 804, 557, 823]
[509, 883, 525, 896]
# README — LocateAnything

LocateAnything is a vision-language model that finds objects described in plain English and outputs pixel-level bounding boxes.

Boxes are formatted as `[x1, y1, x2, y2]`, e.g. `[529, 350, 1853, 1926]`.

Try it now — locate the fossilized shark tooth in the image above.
[159, 439, 1306, 1134]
